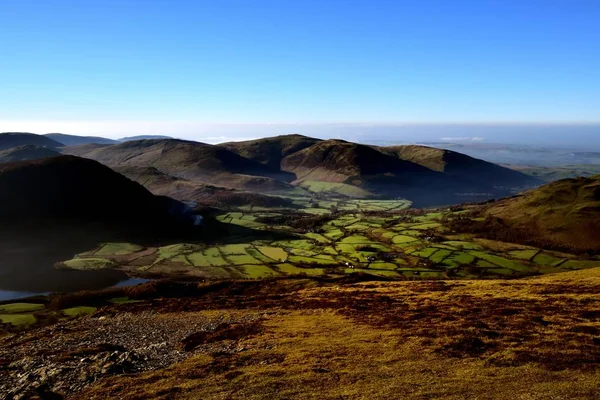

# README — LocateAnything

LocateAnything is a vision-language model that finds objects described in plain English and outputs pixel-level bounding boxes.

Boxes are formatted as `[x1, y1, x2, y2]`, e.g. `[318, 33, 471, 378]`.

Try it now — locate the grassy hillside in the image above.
[484, 175, 600, 251]
[281, 139, 440, 183]
[222, 134, 321, 170]
[0, 145, 61, 163]
[381, 144, 541, 188]
[0, 132, 62, 151]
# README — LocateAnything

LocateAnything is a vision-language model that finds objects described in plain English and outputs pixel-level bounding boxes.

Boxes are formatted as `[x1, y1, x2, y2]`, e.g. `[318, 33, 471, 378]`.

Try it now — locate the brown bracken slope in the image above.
[3, 270, 599, 399]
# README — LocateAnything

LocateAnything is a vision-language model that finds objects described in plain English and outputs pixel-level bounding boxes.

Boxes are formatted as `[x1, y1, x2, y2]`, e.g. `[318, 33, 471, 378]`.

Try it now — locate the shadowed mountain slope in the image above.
[45, 133, 117, 146]
[0, 132, 62, 151]
[222, 134, 322, 170]
[0, 156, 190, 226]
[0, 145, 61, 163]
[484, 175, 600, 250]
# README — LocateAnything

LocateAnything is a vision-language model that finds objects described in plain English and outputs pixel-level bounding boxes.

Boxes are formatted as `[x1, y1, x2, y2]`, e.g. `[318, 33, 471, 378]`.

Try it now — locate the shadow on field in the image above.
[0, 216, 293, 294]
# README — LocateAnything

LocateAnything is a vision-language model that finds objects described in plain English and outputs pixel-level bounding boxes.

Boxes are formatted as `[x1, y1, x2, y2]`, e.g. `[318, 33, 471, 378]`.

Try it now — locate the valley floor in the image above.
[2, 268, 600, 399]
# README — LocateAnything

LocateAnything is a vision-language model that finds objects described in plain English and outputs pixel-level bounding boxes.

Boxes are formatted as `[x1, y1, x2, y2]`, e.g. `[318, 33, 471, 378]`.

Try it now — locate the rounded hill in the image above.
[0, 156, 183, 226]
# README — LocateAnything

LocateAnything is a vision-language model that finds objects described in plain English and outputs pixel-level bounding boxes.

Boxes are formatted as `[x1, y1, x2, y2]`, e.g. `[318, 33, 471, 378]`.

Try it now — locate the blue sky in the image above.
[1, 0, 599, 142]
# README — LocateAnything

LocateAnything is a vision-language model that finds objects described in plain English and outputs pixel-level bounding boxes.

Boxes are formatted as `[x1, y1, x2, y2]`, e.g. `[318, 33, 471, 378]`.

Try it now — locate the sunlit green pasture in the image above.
[58, 204, 600, 281]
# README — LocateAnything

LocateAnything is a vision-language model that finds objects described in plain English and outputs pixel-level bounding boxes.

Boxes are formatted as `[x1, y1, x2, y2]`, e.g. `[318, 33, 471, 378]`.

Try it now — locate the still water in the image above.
[0, 269, 150, 302]
[0, 227, 153, 302]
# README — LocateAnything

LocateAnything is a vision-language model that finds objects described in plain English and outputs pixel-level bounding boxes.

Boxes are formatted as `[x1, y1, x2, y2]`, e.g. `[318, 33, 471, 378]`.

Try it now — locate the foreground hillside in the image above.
[1, 270, 599, 399]
[454, 175, 600, 252]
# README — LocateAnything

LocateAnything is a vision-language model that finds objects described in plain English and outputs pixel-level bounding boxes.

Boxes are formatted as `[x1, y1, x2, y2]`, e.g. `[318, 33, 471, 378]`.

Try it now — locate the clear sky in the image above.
[1, 0, 599, 141]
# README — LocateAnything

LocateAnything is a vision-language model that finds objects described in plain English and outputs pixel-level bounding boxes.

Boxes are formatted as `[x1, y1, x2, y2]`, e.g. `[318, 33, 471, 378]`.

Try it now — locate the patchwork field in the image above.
[56, 200, 600, 281]
[0, 301, 98, 329]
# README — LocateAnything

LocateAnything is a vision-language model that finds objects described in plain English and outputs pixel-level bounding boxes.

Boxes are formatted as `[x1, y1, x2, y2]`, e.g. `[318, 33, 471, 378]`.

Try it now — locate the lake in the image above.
[0, 226, 153, 302]
[0, 270, 150, 302]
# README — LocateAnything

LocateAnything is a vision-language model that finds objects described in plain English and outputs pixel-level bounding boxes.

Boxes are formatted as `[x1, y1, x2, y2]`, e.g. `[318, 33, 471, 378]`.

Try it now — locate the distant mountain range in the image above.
[0, 132, 176, 148]
[45, 133, 118, 146]
[60, 134, 539, 207]
[0, 132, 62, 151]
[0, 131, 545, 207]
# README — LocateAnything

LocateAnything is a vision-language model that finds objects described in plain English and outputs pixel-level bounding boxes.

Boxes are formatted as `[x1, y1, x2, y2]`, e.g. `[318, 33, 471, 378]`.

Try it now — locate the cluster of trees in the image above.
[200, 192, 297, 209]
[255, 212, 337, 232]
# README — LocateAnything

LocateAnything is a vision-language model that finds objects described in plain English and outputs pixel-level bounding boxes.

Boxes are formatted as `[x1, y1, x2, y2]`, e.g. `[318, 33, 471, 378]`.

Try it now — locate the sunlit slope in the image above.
[485, 175, 600, 249]
[222, 134, 321, 170]
[381, 144, 541, 189]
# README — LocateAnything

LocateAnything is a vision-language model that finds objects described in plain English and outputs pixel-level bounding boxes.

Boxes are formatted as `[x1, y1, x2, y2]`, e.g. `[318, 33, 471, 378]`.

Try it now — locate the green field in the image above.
[0, 314, 36, 326]
[94, 243, 143, 256]
[62, 306, 97, 317]
[60, 258, 116, 270]
[58, 203, 600, 281]
[0, 303, 44, 313]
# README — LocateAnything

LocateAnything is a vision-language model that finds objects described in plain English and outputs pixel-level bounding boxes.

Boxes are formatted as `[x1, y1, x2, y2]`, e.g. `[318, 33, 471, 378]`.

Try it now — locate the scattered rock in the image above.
[0, 311, 263, 399]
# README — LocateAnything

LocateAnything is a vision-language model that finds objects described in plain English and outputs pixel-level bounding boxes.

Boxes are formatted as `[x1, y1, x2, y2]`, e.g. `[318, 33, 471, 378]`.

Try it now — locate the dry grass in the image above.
[73, 269, 600, 399]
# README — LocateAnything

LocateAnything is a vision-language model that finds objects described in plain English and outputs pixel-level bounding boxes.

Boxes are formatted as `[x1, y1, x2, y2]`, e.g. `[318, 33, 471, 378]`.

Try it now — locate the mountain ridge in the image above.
[0, 132, 62, 151]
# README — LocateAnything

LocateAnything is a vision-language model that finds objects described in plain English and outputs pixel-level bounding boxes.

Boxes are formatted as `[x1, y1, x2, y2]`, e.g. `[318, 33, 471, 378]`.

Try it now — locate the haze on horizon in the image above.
[1, 0, 598, 147]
